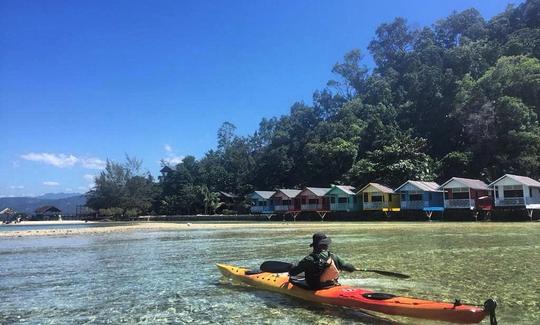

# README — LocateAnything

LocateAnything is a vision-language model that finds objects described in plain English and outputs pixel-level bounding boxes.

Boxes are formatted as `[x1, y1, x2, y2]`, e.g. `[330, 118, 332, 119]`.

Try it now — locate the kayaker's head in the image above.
[310, 233, 331, 251]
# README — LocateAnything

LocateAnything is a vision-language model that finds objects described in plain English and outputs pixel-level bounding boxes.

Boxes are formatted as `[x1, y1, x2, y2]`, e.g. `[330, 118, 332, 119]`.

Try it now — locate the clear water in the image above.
[0, 222, 538, 324]
[0, 223, 120, 232]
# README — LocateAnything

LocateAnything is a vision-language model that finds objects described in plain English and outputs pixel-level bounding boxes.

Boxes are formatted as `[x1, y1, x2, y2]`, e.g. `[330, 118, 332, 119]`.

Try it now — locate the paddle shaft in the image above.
[260, 261, 409, 279]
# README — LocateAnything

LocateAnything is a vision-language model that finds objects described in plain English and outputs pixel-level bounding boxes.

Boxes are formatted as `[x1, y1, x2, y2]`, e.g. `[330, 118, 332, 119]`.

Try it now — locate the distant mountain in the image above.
[0, 194, 87, 215]
[36, 192, 83, 200]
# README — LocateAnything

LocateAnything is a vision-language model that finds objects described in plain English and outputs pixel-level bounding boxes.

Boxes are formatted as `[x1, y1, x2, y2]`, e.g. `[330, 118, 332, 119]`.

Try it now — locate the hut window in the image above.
[401, 194, 406, 200]
[372, 195, 383, 202]
[308, 199, 318, 205]
[363, 193, 368, 202]
[503, 185, 523, 198]
[410, 194, 423, 201]
[301, 197, 306, 204]
[283, 200, 291, 206]
[495, 186, 499, 198]
[530, 188, 533, 197]
[259, 201, 267, 206]
[330, 196, 336, 203]
[429, 192, 433, 200]
[338, 197, 348, 203]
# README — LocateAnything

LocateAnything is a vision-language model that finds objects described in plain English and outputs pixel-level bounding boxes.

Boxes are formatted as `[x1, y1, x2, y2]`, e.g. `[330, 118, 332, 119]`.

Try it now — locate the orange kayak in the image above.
[217, 264, 496, 324]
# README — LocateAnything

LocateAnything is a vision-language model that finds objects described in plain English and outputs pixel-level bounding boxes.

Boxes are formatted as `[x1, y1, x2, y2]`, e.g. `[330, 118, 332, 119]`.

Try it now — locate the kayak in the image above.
[217, 263, 496, 324]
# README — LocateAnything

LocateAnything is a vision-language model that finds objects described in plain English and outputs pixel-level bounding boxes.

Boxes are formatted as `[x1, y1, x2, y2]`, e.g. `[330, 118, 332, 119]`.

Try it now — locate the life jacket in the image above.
[310, 251, 340, 287]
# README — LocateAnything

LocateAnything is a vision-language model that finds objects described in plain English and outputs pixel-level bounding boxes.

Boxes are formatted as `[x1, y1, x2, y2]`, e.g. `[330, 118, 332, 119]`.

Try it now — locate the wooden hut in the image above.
[271, 189, 301, 213]
[34, 205, 62, 220]
[249, 191, 275, 214]
[395, 181, 444, 220]
[217, 191, 241, 213]
[438, 177, 492, 211]
[489, 174, 540, 220]
[325, 185, 360, 212]
[298, 187, 331, 211]
[357, 183, 400, 212]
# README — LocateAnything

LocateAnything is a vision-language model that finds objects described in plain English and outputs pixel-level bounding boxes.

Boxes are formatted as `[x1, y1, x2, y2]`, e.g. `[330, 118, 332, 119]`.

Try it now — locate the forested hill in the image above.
[87, 0, 540, 216]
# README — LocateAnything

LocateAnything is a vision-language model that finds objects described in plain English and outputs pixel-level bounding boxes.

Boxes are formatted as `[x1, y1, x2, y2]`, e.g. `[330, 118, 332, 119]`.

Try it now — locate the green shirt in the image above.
[289, 250, 355, 289]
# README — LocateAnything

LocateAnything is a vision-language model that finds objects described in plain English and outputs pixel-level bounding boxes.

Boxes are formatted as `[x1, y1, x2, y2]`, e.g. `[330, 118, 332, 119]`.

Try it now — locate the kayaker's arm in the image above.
[332, 254, 356, 272]
[289, 256, 312, 276]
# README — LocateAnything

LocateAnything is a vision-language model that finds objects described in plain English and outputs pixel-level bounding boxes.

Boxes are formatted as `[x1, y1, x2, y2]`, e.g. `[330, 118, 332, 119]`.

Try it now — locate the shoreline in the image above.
[0, 220, 537, 238]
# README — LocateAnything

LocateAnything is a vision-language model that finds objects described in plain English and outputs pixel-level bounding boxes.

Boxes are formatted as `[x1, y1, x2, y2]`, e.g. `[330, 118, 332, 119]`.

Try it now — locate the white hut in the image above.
[489, 174, 540, 209]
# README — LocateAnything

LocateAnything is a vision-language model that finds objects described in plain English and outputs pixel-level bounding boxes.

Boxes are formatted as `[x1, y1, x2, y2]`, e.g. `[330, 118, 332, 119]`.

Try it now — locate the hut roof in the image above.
[0, 208, 15, 215]
[35, 205, 62, 214]
[252, 191, 275, 199]
[439, 177, 489, 190]
[358, 183, 395, 194]
[328, 185, 356, 195]
[273, 189, 302, 198]
[219, 191, 238, 198]
[489, 174, 540, 187]
[395, 181, 441, 192]
[303, 187, 332, 197]
[160, 166, 174, 173]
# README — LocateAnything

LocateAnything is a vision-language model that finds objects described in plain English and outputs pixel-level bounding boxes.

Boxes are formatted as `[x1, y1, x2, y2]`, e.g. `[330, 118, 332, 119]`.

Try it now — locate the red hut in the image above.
[298, 187, 331, 211]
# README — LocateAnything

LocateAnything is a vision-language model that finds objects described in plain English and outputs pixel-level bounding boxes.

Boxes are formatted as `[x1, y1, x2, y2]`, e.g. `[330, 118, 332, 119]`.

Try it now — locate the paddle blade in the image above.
[364, 269, 410, 279]
[260, 261, 293, 273]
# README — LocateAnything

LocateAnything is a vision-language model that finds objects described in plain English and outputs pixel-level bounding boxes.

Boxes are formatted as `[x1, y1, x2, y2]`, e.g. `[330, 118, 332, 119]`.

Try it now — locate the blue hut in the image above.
[394, 181, 444, 219]
[249, 191, 275, 214]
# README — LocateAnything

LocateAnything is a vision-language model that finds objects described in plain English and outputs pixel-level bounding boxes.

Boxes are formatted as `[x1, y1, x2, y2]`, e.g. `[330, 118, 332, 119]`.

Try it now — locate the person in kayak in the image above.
[288, 233, 357, 290]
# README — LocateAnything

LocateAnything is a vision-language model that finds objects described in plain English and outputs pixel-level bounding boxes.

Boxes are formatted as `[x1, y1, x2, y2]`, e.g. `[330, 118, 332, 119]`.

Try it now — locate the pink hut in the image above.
[438, 177, 492, 211]
[271, 189, 302, 212]
[295, 187, 332, 221]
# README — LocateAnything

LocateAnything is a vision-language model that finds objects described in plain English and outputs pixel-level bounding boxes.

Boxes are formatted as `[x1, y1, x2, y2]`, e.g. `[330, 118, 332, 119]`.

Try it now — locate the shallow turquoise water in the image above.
[0, 222, 538, 324]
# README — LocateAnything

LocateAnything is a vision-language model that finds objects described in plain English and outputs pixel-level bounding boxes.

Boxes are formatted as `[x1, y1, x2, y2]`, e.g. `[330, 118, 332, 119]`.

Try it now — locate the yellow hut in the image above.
[357, 183, 400, 212]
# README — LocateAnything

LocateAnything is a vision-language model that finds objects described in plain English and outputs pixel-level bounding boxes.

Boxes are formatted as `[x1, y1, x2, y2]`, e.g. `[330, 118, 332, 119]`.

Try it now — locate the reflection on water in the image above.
[0, 222, 538, 324]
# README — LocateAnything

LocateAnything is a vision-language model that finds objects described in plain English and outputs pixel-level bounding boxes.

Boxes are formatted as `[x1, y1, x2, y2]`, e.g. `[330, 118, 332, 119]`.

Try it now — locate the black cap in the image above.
[310, 233, 331, 247]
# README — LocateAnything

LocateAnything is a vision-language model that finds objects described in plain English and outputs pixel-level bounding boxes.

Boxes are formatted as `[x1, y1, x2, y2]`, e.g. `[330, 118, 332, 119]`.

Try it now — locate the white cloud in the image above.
[43, 181, 60, 186]
[83, 174, 96, 182]
[9, 185, 24, 189]
[80, 157, 106, 169]
[163, 155, 184, 166]
[22, 153, 78, 168]
[164, 144, 173, 152]
[20, 152, 106, 170]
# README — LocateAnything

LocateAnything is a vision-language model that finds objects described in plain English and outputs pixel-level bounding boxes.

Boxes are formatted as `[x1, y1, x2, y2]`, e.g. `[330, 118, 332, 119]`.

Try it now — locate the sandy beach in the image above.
[1, 220, 530, 238]
[0, 221, 360, 238]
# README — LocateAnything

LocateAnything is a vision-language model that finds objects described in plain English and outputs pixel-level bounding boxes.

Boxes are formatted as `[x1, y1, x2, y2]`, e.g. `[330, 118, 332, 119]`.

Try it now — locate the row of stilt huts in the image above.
[249, 174, 540, 221]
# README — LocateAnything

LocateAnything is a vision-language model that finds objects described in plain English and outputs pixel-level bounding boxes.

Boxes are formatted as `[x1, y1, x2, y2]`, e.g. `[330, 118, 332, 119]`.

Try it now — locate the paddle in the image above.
[260, 260, 410, 279]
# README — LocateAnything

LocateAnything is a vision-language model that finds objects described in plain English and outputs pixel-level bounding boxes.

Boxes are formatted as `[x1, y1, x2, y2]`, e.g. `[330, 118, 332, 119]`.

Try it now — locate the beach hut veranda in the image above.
[357, 183, 400, 212]
[325, 185, 361, 212]
[489, 174, 540, 219]
[438, 177, 492, 210]
[249, 191, 275, 214]
[271, 189, 302, 212]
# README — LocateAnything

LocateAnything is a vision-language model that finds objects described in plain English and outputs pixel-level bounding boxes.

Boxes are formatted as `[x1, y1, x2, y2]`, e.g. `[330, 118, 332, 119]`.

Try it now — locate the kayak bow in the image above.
[217, 263, 496, 324]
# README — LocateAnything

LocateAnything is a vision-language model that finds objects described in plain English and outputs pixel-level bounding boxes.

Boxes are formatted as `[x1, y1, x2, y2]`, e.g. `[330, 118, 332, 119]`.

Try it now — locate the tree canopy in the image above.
[89, 1, 540, 216]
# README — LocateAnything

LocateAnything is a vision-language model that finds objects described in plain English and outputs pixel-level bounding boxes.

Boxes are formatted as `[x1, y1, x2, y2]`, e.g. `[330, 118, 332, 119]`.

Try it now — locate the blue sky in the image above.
[0, 0, 522, 197]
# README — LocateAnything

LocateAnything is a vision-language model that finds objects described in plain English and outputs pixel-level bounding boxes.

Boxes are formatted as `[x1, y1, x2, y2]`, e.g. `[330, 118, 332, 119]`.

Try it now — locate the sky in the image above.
[0, 0, 523, 197]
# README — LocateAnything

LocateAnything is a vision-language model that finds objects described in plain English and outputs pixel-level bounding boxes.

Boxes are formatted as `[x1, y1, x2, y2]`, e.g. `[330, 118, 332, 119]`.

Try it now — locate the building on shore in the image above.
[271, 189, 302, 213]
[395, 181, 444, 219]
[325, 185, 360, 212]
[34, 206, 62, 220]
[298, 187, 331, 211]
[249, 191, 275, 214]
[438, 177, 492, 213]
[489, 174, 540, 220]
[217, 191, 243, 213]
[358, 183, 400, 213]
